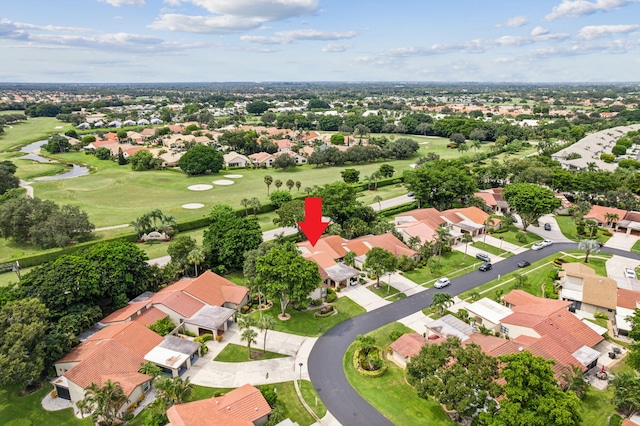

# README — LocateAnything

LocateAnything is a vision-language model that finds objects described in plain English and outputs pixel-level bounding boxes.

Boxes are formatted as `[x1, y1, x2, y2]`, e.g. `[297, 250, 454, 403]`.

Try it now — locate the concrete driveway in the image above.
[340, 284, 390, 312]
[605, 255, 640, 289]
[605, 232, 639, 251]
[523, 214, 572, 243]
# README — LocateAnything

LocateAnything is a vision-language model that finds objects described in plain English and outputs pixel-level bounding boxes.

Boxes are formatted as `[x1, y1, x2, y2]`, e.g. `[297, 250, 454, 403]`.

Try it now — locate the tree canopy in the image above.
[178, 144, 223, 175]
[363, 247, 397, 288]
[403, 159, 477, 210]
[503, 183, 561, 231]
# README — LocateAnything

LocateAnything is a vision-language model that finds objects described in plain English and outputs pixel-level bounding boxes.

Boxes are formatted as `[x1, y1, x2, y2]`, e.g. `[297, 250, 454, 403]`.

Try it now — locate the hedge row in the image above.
[378, 201, 418, 218]
[353, 347, 388, 377]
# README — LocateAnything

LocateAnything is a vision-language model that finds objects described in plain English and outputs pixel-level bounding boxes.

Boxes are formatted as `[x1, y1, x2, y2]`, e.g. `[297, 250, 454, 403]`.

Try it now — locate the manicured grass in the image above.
[0, 115, 71, 152]
[247, 296, 365, 337]
[578, 386, 616, 426]
[272, 381, 317, 426]
[560, 251, 612, 276]
[299, 379, 327, 419]
[343, 322, 455, 426]
[403, 251, 483, 285]
[555, 216, 612, 244]
[225, 271, 246, 286]
[492, 229, 542, 246]
[13, 158, 69, 180]
[213, 343, 289, 362]
[631, 239, 640, 254]
[0, 383, 91, 426]
[368, 282, 403, 299]
[471, 241, 511, 257]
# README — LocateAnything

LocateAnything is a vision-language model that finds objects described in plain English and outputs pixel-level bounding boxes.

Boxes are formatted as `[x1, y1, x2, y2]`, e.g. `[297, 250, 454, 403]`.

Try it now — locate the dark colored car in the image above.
[407, 192, 415, 197]
[475, 252, 491, 263]
[544, 223, 552, 231]
[478, 263, 492, 272]
[517, 260, 531, 268]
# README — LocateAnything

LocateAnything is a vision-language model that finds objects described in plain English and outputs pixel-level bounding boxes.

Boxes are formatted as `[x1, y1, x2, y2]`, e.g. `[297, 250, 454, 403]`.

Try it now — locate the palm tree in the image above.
[187, 247, 205, 277]
[241, 328, 258, 358]
[160, 213, 177, 233]
[435, 226, 451, 257]
[371, 171, 382, 190]
[483, 215, 496, 245]
[250, 197, 261, 216]
[259, 315, 276, 354]
[578, 239, 600, 263]
[373, 195, 383, 211]
[407, 236, 422, 251]
[462, 233, 473, 260]
[148, 209, 164, 232]
[560, 364, 589, 400]
[237, 316, 257, 331]
[240, 198, 250, 216]
[286, 179, 295, 192]
[155, 376, 195, 407]
[264, 175, 273, 195]
[610, 371, 640, 418]
[130, 216, 151, 237]
[77, 380, 129, 426]
[274, 179, 282, 190]
[295, 181, 301, 193]
[586, 162, 599, 172]
[431, 292, 454, 316]
[604, 212, 619, 229]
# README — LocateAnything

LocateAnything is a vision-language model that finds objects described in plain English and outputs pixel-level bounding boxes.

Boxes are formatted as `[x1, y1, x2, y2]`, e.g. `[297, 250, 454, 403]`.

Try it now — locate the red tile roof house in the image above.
[248, 151, 275, 168]
[389, 333, 426, 367]
[615, 288, 640, 337]
[473, 188, 511, 215]
[167, 384, 271, 426]
[558, 263, 618, 317]
[583, 204, 628, 228]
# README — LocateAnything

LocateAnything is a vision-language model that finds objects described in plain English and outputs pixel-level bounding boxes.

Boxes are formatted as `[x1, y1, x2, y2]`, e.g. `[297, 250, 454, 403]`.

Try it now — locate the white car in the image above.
[434, 277, 451, 289]
[625, 268, 637, 279]
[541, 239, 553, 247]
[531, 242, 544, 251]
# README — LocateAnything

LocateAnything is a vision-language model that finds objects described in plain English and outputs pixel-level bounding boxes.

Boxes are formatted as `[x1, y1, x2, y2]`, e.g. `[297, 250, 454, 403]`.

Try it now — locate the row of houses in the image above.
[52, 271, 249, 414]
[584, 204, 640, 236]
[391, 290, 610, 382]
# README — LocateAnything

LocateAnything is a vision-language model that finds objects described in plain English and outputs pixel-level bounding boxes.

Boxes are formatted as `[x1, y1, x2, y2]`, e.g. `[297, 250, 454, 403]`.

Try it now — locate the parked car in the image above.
[475, 252, 491, 262]
[625, 268, 637, 279]
[434, 277, 451, 289]
[407, 192, 415, 197]
[517, 260, 531, 268]
[544, 223, 552, 231]
[478, 263, 492, 272]
[541, 239, 553, 247]
[531, 242, 544, 251]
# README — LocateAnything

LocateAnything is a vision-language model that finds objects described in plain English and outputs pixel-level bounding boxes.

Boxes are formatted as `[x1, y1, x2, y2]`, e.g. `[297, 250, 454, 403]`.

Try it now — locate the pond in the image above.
[19, 140, 89, 180]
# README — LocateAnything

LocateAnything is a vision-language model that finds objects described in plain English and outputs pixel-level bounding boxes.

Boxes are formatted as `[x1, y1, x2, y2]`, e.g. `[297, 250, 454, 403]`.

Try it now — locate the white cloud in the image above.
[239, 35, 285, 44]
[531, 26, 550, 36]
[322, 43, 350, 52]
[497, 15, 528, 27]
[545, 0, 638, 20]
[274, 29, 356, 41]
[149, 14, 264, 33]
[576, 24, 640, 39]
[97, 0, 145, 6]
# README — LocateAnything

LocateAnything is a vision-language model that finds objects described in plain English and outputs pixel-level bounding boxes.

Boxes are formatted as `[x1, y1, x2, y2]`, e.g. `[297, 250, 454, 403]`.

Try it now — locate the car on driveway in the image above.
[625, 268, 637, 279]
[544, 223, 552, 231]
[478, 263, 492, 272]
[434, 277, 451, 289]
[517, 260, 531, 268]
[531, 242, 544, 251]
[475, 252, 491, 263]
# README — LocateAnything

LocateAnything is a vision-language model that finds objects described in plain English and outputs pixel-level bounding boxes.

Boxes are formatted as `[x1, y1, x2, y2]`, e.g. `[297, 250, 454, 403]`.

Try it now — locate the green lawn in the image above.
[13, 159, 69, 180]
[368, 282, 406, 301]
[0, 115, 71, 153]
[403, 251, 483, 285]
[247, 296, 365, 337]
[213, 343, 289, 362]
[343, 322, 455, 426]
[0, 383, 92, 426]
[492, 229, 542, 246]
[471, 241, 512, 257]
[578, 387, 617, 426]
[555, 216, 612, 244]
[299, 379, 327, 419]
[272, 381, 318, 426]
[631, 239, 640, 254]
[560, 251, 612, 276]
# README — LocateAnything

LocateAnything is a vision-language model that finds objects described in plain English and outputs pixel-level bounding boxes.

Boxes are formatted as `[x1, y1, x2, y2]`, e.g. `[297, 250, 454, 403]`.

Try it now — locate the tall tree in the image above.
[241, 327, 258, 358]
[610, 371, 640, 418]
[626, 308, 640, 370]
[403, 159, 477, 210]
[407, 337, 501, 421]
[259, 315, 276, 354]
[178, 144, 223, 175]
[255, 242, 322, 317]
[481, 351, 581, 426]
[578, 239, 600, 263]
[462, 233, 473, 260]
[364, 247, 398, 289]
[77, 380, 129, 426]
[264, 175, 273, 195]
[0, 298, 49, 389]
[431, 292, 454, 316]
[286, 179, 295, 192]
[503, 183, 561, 231]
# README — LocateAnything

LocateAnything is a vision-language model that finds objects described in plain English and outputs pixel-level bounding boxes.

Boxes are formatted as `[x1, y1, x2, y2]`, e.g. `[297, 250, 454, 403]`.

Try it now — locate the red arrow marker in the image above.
[298, 197, 329, 247]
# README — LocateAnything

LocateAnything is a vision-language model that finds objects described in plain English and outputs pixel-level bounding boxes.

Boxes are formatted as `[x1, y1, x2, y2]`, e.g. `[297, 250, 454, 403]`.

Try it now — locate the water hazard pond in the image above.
[19, 140, 89, 181]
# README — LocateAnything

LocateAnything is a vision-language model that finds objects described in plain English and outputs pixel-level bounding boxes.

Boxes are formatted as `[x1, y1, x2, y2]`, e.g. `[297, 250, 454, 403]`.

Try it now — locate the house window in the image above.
[500, 325, 509, 335]
[143, 381, 151, 392]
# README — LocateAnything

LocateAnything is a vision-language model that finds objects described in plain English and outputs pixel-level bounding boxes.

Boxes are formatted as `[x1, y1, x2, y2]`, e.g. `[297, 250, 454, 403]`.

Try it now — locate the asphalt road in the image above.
[309, 244, 640, 425]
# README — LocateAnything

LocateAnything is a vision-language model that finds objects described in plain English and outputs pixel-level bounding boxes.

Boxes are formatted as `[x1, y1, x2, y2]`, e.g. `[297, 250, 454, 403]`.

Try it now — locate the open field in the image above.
[0, 115, 71, 153]
[343, 322, 455, 426]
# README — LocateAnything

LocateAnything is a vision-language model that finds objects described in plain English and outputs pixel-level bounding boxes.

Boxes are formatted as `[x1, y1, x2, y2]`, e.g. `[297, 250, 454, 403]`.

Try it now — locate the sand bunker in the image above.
[224, 174, 243, 178]
[182, 203, 205, 209]
[212, 179, 234, 186]
[187, 184, 213, 191]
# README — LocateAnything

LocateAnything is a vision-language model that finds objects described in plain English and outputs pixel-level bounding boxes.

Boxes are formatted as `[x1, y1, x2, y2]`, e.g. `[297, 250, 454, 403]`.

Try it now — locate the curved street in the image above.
[308, 244, 640, 426]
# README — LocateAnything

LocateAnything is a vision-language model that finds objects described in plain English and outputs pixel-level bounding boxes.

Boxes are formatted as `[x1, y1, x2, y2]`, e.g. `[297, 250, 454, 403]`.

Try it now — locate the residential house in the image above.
[617, 211, 640, 236]
[344, 233, 418, 269]
[465, 298, 514, 333]
[143, 335, 201, 378]
[150, 118, 163, 125]
[166, 384, 271, 426]
[123, 119, 137, 127]
[298, 235, 358, 288]
[274, 139, 293, 152]
[137, 119, 150, 126]
[583, 205, 628, 228]
[248, 152, 275, 168]
[389, 333, 426, 367]
[473, 188, 511, 214]
[426, 314, 474, 341]
[615, 288, 640, 336]
[559, 263, 618, 317]
[141, 128, 156, 140]
[273, 150, 307, 165]
[223, 151, 250, 168]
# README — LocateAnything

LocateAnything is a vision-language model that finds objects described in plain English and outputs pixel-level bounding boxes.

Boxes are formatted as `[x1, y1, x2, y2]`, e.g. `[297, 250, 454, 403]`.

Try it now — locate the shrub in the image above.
[389, 330, 403, 342]
[182, 330, 196, 337]
[200, 333, 214, 342]
[595, 312, 609, 320]
[314, 305, 335, 318]
[553, 257, 567, 266]
[124, 413, 134, 421]
[148, 317, 176, 336]
[515, 232, 527, 243]
[325, 288, 337, 303]
[259, 385, 278, 408]
[600, 153, 615, 163]
[353, 347, 387, 377]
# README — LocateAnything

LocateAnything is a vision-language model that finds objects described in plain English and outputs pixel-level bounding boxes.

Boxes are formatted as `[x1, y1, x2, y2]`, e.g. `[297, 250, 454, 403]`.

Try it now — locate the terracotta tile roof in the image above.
[582, 275, 618, 310]
[503, 290, 571, 317]
[463, 333, 511, 355]
[150, 288, 205, 318]
[584, 205, 628, 224]
[396, 221, 437, 244]
[501, 312, 545, 328]
[248, 152, 274, 163]
[390, 333, 426, 358]
[298, 235, 348, 259]
[474, 192, 497, 207]
[182, 270, 248, 306]
[512, 335, 540, 346]
[167, 384, 270, 426]
[87, 321, 163, 357]
[527, 335, 585, 378]
[132, 306, 169, 327]
[56, 339, 108, 363]
[487, 340, 527, 357]
[101, 372, 150, 397]
[617, 288, 640, 310]
[532, 311, 603, 353]
[398, 208, 446, 229]
[64, 340, 151, 395]
[621, 419, 638, 426]
[446, 206, 495, 226]
[303, 252, 337, 269]
[101, 301, 151, 324]
[141, 128, 156, 136]
[351, 233, 417, 258]
[344, 240, 369, 257]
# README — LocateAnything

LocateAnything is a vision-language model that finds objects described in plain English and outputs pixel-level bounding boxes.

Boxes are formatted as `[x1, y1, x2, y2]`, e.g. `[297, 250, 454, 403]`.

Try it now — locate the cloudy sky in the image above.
[1, 0, 640, 82]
